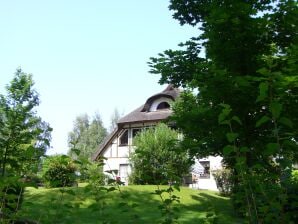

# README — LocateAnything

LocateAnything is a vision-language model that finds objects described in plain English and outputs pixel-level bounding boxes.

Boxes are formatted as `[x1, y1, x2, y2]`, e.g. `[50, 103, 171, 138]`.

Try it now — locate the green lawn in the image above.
[17, 184, 244, 224]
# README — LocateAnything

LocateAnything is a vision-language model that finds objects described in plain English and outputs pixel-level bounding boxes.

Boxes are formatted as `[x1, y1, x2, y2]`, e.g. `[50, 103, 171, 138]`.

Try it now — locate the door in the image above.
[119, 164, 130, 185]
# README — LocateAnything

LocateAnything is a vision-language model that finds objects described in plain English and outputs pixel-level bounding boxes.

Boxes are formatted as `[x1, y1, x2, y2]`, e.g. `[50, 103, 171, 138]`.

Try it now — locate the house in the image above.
[92, 85, 222, 190]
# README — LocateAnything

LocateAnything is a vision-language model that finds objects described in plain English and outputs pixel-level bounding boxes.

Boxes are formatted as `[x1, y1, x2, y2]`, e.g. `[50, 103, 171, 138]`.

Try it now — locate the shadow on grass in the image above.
[18, 186, 245, 224]
[18, 186, 163, 224]
[179, 191, 245, 224]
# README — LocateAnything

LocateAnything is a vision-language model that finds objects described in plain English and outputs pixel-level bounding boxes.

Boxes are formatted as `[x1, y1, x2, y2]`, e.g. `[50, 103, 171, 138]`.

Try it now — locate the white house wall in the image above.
[101, 124, 223, 190]
[118, 146, 129, 157]
[103, 157, 130, 173]
[101, 123, 160, 184]
[196, 156, 222, 191]
[102, 135, 130, 173]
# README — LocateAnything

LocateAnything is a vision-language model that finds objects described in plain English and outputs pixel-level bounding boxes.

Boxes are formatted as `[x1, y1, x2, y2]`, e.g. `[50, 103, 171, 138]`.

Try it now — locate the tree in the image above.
[68, 112, 107, 160]
[0, 69, 52, 220]
[109, 108, 122, 133]
[0, 68, 52, 177]
[130, 123, 191, 185]
[149, 1, 297, 222]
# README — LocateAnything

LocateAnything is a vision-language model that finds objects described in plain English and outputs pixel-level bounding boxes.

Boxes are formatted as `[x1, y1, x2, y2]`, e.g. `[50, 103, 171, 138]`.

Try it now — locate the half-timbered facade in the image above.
[92, 85, 221, 190]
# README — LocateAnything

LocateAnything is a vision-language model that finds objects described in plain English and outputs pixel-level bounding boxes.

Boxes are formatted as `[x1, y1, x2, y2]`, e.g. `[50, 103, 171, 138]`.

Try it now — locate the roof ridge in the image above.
[162, 84, 175, 92]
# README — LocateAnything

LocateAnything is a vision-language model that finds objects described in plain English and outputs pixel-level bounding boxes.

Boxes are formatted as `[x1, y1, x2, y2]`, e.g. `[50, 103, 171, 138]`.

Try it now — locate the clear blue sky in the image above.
[0, 0, 198, 155]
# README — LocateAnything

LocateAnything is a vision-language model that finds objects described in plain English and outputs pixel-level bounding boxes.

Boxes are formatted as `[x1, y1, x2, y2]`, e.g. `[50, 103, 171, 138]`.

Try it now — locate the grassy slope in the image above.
[17, 185, 244, 224]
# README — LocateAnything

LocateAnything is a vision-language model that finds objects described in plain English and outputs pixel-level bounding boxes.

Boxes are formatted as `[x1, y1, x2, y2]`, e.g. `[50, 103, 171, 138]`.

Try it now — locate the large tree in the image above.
[0, 69, 52, 220]
[68, 113, 107, 160]
[149, 1, 297, 222]
[0, 69, 52, 177]
[108, 108, 122, 133]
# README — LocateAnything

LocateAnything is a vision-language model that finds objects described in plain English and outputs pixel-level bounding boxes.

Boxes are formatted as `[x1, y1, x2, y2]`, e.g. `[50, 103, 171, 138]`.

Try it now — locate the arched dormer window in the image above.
[157, 102, 170, 110]
[146, 97, 173, 112]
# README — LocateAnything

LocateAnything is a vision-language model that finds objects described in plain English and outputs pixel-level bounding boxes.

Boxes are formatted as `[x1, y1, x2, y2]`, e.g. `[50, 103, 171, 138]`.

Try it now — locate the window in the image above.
[132, 128, 141, 138]
[157, 102, 170, 110]
[132, 128, 142, 145]
[119, 130, 128, 146]
[199, 161, 210, 179]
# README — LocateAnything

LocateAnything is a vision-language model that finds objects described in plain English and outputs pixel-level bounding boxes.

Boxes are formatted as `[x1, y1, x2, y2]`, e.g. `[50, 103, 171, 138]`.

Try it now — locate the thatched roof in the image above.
[92, 85, 180, 160]
[118, 85, 180, 124]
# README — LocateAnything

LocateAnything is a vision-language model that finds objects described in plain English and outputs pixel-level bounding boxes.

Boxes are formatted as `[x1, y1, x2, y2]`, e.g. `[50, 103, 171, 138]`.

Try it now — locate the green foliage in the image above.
[130, 123, 191, 185]
[0, 69, 52, 222]
[149, 0, 298, 223]
[18, 185, 242, 224]
[282, 170, 298, 222]
[68, 112, 107, 161]
[79, 156, 141, 223]
[153, 185, 181, 224]
[0, 69, 52, 177]
[291, 170, 298, 183]
[213, 168, 233, 197]
[86, 162, 106, 187]
[130, 124, 191, 223]
[0, 176, 24, 221]
[41, 155, 77, 188]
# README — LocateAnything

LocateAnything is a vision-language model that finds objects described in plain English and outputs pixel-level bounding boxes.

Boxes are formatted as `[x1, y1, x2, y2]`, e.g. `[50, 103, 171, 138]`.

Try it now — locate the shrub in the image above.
[213, 168, 233, 196]
[130, 123, 191, 185]
[283, 169, 298, 222]
[23, 173, 43, 187]
[291, 169, 298, 183]
[0, 176, 24, 220]
[86, 162, 106, 187]
[41, 155, 77, 188]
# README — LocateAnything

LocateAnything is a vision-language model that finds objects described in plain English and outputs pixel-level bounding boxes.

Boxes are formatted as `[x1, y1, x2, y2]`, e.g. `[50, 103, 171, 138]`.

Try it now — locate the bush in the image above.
[291, 169, 298, 183]
[0, 176, 24, 220]
[23, 173, 43, 187]
[41, 155, 77, 188]
[130, 123, 191, 185]
[283, 169, 298, 222]
[213, 168, 233, 196]
[86, 162, 107, 187]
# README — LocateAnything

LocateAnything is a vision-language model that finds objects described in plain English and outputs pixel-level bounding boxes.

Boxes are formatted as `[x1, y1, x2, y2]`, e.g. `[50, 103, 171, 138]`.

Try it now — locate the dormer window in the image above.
[157, 102, 170, 110]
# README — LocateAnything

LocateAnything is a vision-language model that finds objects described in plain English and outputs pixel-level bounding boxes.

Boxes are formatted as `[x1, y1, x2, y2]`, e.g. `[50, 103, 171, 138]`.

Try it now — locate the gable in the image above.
[92, 85, 180, 161]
